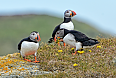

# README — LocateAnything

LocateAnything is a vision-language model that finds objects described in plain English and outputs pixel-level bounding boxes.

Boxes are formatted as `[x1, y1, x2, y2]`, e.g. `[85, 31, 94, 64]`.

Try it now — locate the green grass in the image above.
[0, 14, 109, 55]
[24, 37, 116, 78]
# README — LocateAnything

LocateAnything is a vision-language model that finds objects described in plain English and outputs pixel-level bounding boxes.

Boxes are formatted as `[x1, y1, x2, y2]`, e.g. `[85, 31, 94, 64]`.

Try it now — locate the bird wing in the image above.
[18, 39, 23, 50]
[18, 37, 29, 50]
[52, 24, 61, 38]
[68, 30, 90, 42]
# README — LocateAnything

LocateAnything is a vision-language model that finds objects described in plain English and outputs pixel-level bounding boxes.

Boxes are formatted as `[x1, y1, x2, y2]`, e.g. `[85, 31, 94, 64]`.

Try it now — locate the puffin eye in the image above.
[32, 33, 35, 35]
[57, 33, 59, 34]
[67, 11, 69, 13]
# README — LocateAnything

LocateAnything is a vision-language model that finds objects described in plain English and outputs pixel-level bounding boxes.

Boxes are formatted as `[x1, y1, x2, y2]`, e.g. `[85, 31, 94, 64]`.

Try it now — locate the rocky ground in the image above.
[0, 53, 51, 78]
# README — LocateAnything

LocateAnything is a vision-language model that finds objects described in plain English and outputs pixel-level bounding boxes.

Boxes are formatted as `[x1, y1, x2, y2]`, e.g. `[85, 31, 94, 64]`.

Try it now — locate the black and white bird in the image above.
[18, 31, 41, 63]
[55, 29, 99, 55]
[48, 10, 76, 43]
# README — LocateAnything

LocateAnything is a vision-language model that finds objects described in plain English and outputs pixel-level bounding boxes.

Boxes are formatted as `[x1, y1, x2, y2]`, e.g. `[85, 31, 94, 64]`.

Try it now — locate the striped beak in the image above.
[35, 34, 41, 41]
[70, 10, 76, 17]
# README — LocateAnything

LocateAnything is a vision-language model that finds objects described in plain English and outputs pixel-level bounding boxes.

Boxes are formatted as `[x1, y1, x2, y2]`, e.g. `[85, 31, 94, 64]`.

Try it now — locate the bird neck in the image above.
[63, 29, 69, 38]
[63, 17, 72, 23]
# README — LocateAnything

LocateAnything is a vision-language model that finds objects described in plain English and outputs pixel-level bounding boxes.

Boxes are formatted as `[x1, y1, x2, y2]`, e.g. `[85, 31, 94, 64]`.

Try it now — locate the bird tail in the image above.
[82, 38, 99, 46]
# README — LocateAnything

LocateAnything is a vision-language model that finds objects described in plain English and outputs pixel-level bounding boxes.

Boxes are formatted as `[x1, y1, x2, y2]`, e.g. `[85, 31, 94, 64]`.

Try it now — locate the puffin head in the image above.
[64, 10, 76, 18]
[56, 29, 64, 38]
[29, 31, 41, 42]
[56, 29, 69, 39]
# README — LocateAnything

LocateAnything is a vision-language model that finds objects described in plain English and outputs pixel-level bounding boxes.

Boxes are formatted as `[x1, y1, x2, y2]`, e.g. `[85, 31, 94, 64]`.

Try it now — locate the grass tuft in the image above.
[36, 37, 116, 78]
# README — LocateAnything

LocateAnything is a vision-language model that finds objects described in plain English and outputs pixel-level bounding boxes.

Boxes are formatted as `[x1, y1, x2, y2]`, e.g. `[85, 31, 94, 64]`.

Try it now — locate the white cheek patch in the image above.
[65, 13, 70, 17]
[30, 34, 38, 41]
[56, 30, 64, 37]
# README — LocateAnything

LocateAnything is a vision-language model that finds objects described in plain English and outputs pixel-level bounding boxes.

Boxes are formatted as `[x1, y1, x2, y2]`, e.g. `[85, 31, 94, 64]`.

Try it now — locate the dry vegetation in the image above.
[35, 37, 116, 78]
[0, 37, 116, 78]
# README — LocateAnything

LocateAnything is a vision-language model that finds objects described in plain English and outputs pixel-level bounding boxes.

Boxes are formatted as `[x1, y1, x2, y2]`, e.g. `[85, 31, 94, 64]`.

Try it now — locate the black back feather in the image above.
[64, 29, 90, 42]
[52, 24, 60, 38]
[63, 29, 99, 46]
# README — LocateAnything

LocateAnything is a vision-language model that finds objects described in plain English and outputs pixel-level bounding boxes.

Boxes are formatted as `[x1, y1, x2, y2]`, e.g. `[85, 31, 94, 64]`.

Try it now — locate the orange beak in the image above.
[71, 10, 76, 17]
[38, 35, 41, 41]
[35, 34, 41, 41]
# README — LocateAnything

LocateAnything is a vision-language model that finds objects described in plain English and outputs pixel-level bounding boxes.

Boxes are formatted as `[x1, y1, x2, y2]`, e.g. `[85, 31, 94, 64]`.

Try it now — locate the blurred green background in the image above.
[0, 14, 109, 56]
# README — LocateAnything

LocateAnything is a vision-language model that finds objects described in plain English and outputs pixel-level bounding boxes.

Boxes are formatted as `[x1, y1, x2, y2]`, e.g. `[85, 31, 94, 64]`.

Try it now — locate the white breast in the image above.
[20, 41, 39, 57]
[63, 33, 76, 47]
[63, 34, 83, 50]
[60, 21, 74, 30]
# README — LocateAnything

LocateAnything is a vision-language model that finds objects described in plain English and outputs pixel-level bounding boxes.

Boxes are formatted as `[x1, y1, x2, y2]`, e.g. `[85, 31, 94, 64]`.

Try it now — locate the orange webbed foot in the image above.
[24, 58, 32, 62]
[63, 43, 66, 46]
[33, 56, 40, 63]
[33, 60, 40, 63]
[72, 51, 77, 55]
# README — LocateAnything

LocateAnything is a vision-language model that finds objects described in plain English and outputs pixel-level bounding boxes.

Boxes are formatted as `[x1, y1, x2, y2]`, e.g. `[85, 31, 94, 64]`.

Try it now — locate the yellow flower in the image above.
[55, 53, 59, 56]
[89, 50, 92, 52]
[97, 46, 101, 48]
[77, 51, 84, 54]
[71, 48, 74, 51]
[73, 63, 78, 66]
[58, 50, 63, 52]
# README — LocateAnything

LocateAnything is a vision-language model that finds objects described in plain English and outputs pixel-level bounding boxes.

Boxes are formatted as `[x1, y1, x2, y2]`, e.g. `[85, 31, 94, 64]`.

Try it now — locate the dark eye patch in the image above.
[67, 11, 69, 13]
[57, 33, 59, 34]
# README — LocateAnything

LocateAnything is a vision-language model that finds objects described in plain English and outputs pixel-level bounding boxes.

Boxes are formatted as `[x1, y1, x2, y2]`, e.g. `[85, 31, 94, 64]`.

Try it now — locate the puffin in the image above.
[48, 10, 76, 44]
[55, 29, 99, 55]
[18, 31, 41, 63]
